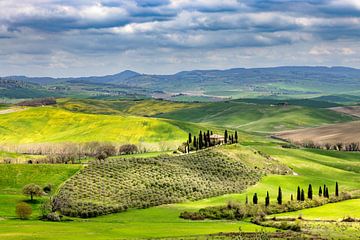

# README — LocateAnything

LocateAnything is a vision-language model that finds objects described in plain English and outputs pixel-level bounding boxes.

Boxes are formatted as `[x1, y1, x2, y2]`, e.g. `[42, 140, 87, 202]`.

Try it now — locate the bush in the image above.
[119, 144, 138, 155]
[16, 202, 32, 219]
[46, 212, 61, 222]
[43, 184, 53, 194]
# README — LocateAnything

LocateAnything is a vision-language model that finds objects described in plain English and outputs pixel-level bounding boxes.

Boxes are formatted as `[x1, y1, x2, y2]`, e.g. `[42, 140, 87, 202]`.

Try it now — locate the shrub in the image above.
[16, 202, 32, 219]
[46, 212, 61, 222]
[43, 184, 53, 194]
[119, 144, 138, 155]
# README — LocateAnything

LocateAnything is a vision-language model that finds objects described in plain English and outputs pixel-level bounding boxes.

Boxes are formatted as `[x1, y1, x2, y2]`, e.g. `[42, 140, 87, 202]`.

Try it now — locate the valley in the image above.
[0, 95, 359, 239]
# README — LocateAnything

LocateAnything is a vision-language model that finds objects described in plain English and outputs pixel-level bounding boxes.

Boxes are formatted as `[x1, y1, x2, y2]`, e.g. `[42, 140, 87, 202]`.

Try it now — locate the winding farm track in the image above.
[0, 108, 25, 115]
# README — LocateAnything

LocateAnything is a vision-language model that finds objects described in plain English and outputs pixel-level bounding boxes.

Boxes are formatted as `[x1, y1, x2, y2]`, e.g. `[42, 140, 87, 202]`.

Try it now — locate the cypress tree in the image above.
[207, 130, 211, 146]
[235, 131, 238, 143]
[297, 186, 301, 201]
[291, 194, 293, 201]
[253, 193, 258, 204]
[199, 131, 203, 149]
[265, 191, 270, 207]
[245, 195, 248, 205]
[203, 132, 207, 148]
[319, 186, 322, 197]
[325, 187, 329, 198]
[277, 186, 282, 205]
[308, 184, 313, 200]
[193, 136, 197, 148]
[231, 135, 234, 144]
[188, 133, 192, 144]
[300, 189, 305, 201]
[224, 130, 228, 144]
[335, 182, 339, 197]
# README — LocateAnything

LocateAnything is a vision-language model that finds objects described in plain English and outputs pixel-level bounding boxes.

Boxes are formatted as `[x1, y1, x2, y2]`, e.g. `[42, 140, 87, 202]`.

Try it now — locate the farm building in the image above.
[210, 134, 225, 145]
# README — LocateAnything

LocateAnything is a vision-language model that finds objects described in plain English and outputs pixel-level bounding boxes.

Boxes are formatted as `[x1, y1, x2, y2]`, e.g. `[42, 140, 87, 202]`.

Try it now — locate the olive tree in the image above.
[22, 184, 43, 201]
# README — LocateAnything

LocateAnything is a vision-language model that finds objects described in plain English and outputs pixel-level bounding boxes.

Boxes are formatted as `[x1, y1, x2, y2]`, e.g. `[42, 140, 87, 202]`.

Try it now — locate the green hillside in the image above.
[56, 147, 289, 217]
[0, 164, 81, 217]
[157, 101, 355, 132]
[0, 107, 192, 146]
[57, 98, 202, 116]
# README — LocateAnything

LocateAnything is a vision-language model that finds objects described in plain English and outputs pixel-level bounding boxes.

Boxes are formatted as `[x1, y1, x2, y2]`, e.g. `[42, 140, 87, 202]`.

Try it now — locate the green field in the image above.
[273, 199, 360, 220]
[0, 164, 81, 217]
[0, 97, 359, 239]
[157, 101, 355, 132]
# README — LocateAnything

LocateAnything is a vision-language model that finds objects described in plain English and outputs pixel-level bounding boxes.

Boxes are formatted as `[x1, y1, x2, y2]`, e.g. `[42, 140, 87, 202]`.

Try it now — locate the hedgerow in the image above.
[55, 150, 262, 217]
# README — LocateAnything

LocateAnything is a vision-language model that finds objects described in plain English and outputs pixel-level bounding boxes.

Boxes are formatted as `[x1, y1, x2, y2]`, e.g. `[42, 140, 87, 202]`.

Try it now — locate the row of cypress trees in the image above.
[185, 130, 238, 152]
[248, 182, 339, 206]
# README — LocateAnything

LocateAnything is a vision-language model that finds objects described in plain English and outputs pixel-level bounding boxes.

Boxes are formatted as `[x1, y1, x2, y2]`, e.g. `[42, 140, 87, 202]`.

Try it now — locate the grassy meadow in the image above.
[0, 106, 193, 147]
[157, 101, 355, 132]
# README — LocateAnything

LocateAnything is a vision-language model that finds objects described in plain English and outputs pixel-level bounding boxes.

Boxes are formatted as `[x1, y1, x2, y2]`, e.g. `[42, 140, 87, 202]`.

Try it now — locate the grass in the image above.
[0, 107, 191, 147]
[0, 164, 81, 217]
[273, 199, 360, 220]
[0, 139, 359, 239]
[57, 98, 202, 116]
[157, 101, 354, 132]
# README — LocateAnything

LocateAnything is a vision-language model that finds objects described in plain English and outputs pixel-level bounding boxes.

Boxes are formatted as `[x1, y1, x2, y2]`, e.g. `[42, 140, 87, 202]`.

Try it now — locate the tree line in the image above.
[179, 129, 238, 153]
[251, 182, 340, 206]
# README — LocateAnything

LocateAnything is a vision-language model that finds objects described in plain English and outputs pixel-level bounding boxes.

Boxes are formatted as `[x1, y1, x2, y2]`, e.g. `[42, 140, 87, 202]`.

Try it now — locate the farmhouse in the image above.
[210, 134, 225, 145]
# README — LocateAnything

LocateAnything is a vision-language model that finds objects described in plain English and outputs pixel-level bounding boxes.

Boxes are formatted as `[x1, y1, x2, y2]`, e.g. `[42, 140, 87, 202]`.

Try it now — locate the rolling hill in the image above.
[4, 66, 360, 99]
[0, 107, 192, 148]
[157, 101, 355, 132]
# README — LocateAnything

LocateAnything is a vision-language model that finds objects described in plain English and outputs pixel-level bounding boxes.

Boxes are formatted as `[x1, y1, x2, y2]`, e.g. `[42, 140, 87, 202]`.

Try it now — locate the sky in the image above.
[0, 0, 359, 77]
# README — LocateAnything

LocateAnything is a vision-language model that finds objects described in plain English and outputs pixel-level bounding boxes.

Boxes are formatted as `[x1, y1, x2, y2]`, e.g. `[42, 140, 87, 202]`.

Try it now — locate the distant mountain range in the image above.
[2, 66, 360, 100]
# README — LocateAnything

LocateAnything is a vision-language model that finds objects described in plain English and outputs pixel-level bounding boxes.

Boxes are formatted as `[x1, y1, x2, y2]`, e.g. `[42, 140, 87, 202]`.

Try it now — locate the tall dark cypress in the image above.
[300, 189, 305, 201]
[335, 182, 339, 197]
[188, 133, 192, 144]
[207, 130, 211, 146]
[199, 131, 203, 149]
[235, 131, 238, 143]
[291, 194, 294, 201]
[203, 132, 207, 148]
[193, 136, 197, 148]
[319, 186, 322, 197]
[325, 187, 329, 198]
[308, 184, 313, 200]
[265, 191, 270, 207]
[224, 130, 228, 144]
[277, 186, 282, 205]
[297, 186, 301, 201]
[253, 193, 258, 204]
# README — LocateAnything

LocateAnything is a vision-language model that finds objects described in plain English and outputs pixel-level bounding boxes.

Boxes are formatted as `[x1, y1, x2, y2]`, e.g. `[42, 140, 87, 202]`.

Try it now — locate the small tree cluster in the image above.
[180, 130, 239, 153]
[301, 141, 359, 152]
